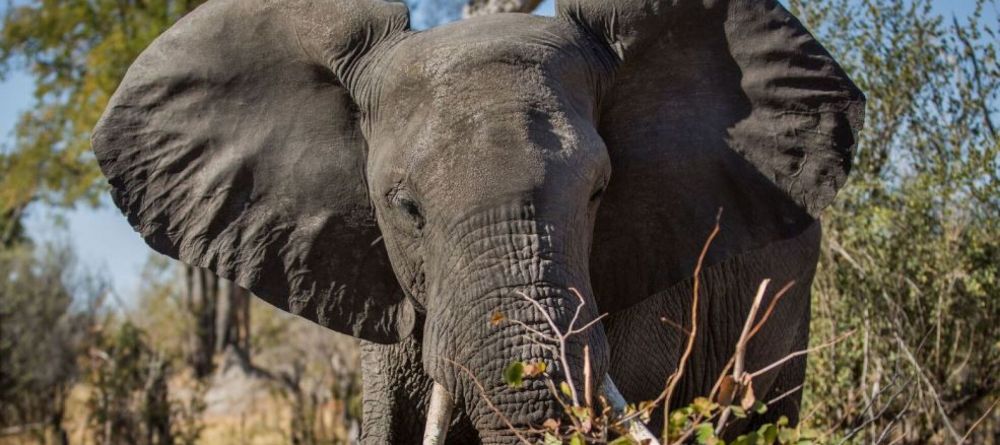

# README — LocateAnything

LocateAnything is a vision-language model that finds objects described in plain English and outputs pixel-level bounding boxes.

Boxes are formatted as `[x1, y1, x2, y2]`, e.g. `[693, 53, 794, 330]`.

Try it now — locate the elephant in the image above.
[91, 0, 864, 443]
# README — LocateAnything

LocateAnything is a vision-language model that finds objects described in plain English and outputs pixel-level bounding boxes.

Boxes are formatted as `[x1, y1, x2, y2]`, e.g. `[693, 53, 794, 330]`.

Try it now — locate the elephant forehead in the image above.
[380, 14, 604, 103]
[363, 15, 611, 208]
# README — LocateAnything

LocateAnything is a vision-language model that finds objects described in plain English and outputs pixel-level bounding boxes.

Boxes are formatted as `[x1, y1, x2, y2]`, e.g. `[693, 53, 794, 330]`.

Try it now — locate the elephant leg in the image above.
[360, 324, 479, 445]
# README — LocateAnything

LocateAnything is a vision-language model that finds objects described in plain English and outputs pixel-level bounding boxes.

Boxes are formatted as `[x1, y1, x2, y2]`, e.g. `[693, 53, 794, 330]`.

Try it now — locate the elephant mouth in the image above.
[420, 376, 659, 444]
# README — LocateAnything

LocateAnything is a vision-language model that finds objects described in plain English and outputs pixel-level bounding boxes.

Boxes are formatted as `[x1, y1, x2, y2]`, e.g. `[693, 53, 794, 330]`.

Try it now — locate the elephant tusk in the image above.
[423, 383, 455, 445]
[602, 375, 662, 445]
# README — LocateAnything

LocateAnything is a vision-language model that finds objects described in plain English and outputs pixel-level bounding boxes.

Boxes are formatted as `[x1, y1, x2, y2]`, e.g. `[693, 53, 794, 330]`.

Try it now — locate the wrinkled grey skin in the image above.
[91, 0, 864, 443]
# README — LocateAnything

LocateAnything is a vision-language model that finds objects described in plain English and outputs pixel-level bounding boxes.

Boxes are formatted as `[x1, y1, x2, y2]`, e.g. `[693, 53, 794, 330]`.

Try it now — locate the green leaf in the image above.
[570, 406, 591, 422]
[503, 361, 524, 389]
[776, 416, 789, 427]
[543, 432, 561, 445]
[798, 427, 819, 440]
[693, 397, 719, 417]
[568, 433, 584, 445]
[609, 436, 637, 445]
[732, 431, 757, 445]
[752, 400, 768, 415]
[560, 381, 573, 397]
[757, 424, 778, 444]
[731, 405, 747, 419]
[695, 422, 717, 444]
[777, 427, 797, 444]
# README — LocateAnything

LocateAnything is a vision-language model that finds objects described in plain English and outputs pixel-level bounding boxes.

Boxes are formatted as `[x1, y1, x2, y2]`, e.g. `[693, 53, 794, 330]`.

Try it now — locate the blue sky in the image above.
[0, 0, 988, 302]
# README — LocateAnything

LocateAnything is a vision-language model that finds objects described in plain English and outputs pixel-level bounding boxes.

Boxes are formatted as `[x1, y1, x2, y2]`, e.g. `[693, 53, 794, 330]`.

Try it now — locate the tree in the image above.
[0, 0, 253, 379]
[463, 0, 543, 17]
[0, 244, 107, 444]
[0, 0, 208, 221]
[788, 0, 999, 442]
[182, 267, 250, 378]
[405, 0, 542, 29]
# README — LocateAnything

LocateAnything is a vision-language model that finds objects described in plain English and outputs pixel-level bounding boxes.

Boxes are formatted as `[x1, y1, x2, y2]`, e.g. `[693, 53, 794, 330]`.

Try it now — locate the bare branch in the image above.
[438, 357, 533, 445]
[716, 279, 771, 434]
[750, 330, 855, 379]
[658, 208, 723, 439]
[959, 397, 999, 444]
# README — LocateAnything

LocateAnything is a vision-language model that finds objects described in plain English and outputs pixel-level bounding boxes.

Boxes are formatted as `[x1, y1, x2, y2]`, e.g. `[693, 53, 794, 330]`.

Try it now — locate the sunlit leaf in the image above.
[503, 361, 524, 389]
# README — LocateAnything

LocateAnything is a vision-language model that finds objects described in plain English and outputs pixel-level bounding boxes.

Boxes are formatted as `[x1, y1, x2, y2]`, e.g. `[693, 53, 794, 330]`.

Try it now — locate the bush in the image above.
[790, 0, 999, 443]
[0, 244, 105, 443]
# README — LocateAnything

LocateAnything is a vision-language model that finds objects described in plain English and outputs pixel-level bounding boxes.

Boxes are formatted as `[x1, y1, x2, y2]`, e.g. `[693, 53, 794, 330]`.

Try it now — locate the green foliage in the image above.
[788, 0, 999, 442]
[0, 0, 206, 219]
[504, 361, 527, 388]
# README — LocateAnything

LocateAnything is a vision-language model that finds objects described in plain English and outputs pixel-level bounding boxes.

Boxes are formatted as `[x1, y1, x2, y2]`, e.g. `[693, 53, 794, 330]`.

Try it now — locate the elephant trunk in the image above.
[421, 207, 610, 442]
[432, 284, 609, 442]
[423, 378, 661, 445]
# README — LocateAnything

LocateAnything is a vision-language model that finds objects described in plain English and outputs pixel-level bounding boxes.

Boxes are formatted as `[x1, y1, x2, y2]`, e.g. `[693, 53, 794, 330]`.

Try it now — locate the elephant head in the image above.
[92, 0, 863, 442]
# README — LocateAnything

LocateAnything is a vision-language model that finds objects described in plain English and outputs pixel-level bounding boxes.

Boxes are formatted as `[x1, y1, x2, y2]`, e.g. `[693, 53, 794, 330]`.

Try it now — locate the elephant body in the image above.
[92, 0, 864, 442]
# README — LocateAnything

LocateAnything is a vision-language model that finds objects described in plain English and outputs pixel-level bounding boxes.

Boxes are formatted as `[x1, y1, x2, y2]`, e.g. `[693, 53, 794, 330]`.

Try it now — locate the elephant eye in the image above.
[389, 188, 425, 231]
[400, 198, 423, 223]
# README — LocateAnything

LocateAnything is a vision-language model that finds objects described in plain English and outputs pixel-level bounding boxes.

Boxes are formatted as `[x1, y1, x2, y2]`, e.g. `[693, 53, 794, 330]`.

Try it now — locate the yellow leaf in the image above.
[490, 311, 506, 327]
[740, 380, 756, 411]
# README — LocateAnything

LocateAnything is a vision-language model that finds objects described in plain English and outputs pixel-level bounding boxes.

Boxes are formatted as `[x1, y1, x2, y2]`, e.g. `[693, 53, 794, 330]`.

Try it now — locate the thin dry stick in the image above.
[583, 345, 592, 409]
[516, 290, 581, 407]
[716, 279, 771, 434]
[891, 330, 963, 444]
[660, 317, 692, 337]
[746, 280, 796, 341]
[734, 280, 771, 381]
[766, 384, 804, 407]
[708, 356, 736, 401]
[515, 288, 607, 409]
[658, 208, 723, 442]
[750, 330, 856, 379]
[513, 289, 634, 440]
[439, 357, 533, 445]
[706, 280, 794, 404]
[959, 397, 999, 444]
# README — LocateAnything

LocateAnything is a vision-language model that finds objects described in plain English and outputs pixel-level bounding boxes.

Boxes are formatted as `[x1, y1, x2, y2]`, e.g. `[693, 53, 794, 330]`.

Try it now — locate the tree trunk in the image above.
[215, 280, 252, 355]
[463, 0, 542, 17]
[182, 265, 251, 378]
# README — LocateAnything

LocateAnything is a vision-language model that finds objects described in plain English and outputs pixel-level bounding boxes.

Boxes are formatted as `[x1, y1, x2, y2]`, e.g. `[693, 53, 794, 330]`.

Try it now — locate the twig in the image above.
[716, 279, 771, 434]
[891, 331, 963, 444]
[838, 372, 913, 444]
[766, 384, 804, 407]
[583, 345, 592, 408]
[872, 389, 916, 445]
[514, 287, 607, 409]
[438, 357, 533, 445]
[952, 15, 997, 139]
[506, 318, 557, 344]
[660, 317, 692, 337]
[658, 209, 723, 441]
[516, 290, 579, 407]
[749, 330, 855, 379]
[959, 397, 999, 444]
[746, 280, 796, 341]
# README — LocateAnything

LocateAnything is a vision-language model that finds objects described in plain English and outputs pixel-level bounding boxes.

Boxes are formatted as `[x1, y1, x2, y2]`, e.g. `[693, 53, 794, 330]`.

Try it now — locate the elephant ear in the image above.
[559, 0, 865, 312]
[92, 0, 415, 343]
